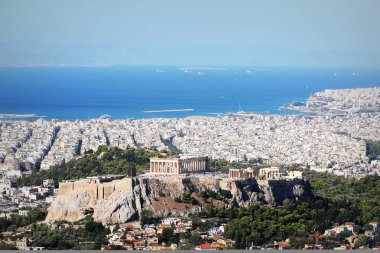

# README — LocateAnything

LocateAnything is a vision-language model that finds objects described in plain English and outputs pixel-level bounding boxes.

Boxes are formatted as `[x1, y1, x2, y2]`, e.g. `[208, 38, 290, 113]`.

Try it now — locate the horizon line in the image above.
[1, 64, 380, 69]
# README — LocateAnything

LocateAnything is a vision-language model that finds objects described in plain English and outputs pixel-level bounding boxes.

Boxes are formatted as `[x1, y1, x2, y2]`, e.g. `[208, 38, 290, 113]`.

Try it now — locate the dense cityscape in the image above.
[0, 87, 379, 250]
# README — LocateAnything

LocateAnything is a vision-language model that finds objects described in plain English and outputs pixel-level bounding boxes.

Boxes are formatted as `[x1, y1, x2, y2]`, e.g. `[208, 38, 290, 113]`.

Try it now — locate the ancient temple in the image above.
[149, 156, 208, 174]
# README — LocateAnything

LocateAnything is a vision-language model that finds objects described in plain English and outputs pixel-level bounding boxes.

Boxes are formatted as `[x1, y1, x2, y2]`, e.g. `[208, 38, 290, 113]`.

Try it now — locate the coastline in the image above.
[1, 86, 379, 121]
[0, 114, 47, 119]
[2, 67, 380, 121]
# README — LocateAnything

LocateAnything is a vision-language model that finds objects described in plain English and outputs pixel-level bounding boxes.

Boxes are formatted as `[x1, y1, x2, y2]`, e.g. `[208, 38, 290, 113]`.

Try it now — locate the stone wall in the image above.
[59, 177, 133, 200]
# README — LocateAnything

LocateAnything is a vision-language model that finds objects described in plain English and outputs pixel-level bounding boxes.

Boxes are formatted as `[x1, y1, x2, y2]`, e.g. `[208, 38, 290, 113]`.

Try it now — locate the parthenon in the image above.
[150, 156, 208, 174]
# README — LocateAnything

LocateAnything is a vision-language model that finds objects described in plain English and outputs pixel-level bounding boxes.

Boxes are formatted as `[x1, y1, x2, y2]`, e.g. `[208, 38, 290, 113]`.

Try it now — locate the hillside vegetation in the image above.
[222, 171, 380, 248]
[17, 146, 170, 187]
[13, 146, 380, 249]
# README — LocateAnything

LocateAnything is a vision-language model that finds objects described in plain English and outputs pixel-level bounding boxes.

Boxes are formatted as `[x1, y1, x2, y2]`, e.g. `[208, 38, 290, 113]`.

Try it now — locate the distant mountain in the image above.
[1, 40, 380, 67]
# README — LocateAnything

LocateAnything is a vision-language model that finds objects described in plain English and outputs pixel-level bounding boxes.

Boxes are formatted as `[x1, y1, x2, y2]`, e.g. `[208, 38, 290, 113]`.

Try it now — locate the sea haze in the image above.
[0, 66, 379, 119]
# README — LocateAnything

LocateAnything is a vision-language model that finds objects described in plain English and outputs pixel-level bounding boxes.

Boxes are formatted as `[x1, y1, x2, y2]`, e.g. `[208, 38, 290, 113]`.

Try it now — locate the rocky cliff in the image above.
[46, 177, 314, 224]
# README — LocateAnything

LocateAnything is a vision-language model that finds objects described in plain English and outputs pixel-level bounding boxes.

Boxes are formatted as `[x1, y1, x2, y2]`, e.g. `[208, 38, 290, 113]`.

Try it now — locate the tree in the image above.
[140, 210, 157, 226]
[203, 203, 216, 217]
[159, 227, 177, 245]
[219, 189, 232, 199]
[366, 140, 380, 161]
[289, 236, 306, 249]
[17, 147, 165, 187]
[191, 216, 203, 230]
[0, 241, 17, 250]
[85, 220, 105, 234]
[234, 230, 243, 249]
[110, 245, 125, 250]
[354, 235, 372, 248]
[181, 192, 193, 203]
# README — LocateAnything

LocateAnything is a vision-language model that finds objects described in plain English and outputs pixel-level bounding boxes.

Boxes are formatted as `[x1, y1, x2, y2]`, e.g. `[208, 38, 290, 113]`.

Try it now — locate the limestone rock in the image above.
[46, 177, 314, 224]
[46, 190, 96, 222]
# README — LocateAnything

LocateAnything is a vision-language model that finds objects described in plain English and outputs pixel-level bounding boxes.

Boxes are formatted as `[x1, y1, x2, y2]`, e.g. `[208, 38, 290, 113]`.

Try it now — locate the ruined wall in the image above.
[58, 177, 133, 200]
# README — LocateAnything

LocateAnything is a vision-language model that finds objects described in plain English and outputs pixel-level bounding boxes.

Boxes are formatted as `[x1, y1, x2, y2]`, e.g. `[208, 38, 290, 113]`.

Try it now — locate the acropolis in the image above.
[229, 168, 255, 179]
[149, 156, 208, 174]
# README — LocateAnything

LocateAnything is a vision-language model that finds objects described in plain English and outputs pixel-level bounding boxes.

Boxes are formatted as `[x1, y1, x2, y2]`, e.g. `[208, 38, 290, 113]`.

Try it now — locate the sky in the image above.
[0, 0, 380, 67]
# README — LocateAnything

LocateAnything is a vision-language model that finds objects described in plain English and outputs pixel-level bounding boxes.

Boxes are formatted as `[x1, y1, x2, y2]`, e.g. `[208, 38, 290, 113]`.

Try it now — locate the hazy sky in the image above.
[1, 0, 380, 67]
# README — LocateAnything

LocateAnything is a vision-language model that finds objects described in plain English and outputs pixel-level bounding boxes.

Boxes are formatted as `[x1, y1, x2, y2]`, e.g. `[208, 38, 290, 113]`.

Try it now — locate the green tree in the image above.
[159, 227, 177, 245]
[0, 241, 17, 250]
[354, 235, 372, 248]
[366, 140, 380, 162]
[140, 210, 158, 226]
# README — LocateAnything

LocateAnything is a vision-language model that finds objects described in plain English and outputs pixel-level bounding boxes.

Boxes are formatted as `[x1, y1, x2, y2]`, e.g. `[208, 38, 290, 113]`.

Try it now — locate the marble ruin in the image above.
[228, 168, 255, 179]
[149, 156, 208, 174]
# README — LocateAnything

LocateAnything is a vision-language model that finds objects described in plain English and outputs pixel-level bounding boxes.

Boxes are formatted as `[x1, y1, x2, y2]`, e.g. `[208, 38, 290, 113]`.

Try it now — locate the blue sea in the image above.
[0, 66, 380, 120]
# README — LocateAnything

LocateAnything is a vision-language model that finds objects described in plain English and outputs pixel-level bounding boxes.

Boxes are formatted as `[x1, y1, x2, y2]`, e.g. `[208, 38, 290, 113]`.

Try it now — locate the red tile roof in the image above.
[196, 243, 216, 250]
[211, 242, 225, 248]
